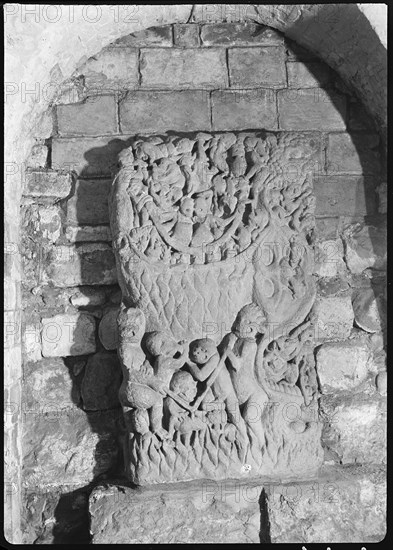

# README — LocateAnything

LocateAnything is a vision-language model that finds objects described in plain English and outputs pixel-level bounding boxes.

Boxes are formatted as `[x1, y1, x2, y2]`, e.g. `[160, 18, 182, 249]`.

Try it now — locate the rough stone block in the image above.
[23, 324, 42, 362]
[266, 465, 386, 543]
[44, 243, 117, 287]
[286, 62, 331, 88]
[41, 313, 96, 357]
[327, 133, 380, 175]
[38, 206, 61, 242]
[228, 47, 286, 87]
[313, 239, 345, 277]
[201, 22, 284, 46]
[313, 176, 377, 217]
[51, 137, 129, 177]
[313, 295, 354, 342]
[316, 341, 370, 392]
[376, 181, 387, 214]
[57, 96, 118, 137]
[65, 225, 112, 243]
[98, 308, 119, 350]
[173, 24, 200, 47]
[278, 89, 347, 130]
[352, 288, 386, 333]
[81, 352, 122, 411]
[70, 288, 107, 307]
[90, 479, 265, 543]
[321, 394, 386, 465]
[314, 217, 340, 240]
[24, 170, 73, 199]
[27, 144, 48, 169]
[140, 48, 228, 88]
[22, 408, 120, 489]
[343, 222, 387, 274]
[76, 47, 139, 92]
[113, 25, 173, 47]
[66, 180, 111, 225]
[211, 89, 277, 131]
[120, 91, 210, 134]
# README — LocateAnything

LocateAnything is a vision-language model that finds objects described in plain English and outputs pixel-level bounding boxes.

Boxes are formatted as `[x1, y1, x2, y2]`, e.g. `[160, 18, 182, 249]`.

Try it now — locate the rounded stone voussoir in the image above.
[98, 308, 119, 350]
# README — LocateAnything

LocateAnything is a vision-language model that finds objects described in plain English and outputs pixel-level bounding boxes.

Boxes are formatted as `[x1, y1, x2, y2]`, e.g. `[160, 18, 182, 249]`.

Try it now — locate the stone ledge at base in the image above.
[89, 464, 386, 544]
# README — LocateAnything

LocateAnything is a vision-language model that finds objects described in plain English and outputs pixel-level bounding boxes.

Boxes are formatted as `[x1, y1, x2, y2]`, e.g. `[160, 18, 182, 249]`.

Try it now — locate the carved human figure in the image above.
[162, 197, 194, 247]
[220, 304, 269, 445]
[118, 307, 168, 440]
[144, 331, 188, 389]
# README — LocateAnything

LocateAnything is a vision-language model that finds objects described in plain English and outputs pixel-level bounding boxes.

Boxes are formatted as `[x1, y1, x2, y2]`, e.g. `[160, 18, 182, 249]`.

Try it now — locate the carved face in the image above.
[233, 304, 266, 340]
[179, 198, 194, 218]
[193, 198, 209, 219]
[170, 371, 197, 401]
[189, 338, 216, 365]
[119, 308, 145, 343]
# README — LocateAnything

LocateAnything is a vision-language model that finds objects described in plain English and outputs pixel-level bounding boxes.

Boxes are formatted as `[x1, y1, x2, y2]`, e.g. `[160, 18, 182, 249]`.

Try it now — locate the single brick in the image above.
[287, 62, 331, 88]
[278, 89, 347, 130]
[65, 225, 112, 243]
[112, 25, 173, 47]
[44, 243, 117, 287]
[77, 47, 139, 92]
[140, 48, 228, 89]
[173, 24, 200, 47]
[52, 136, 130, 177]
[120, 91, 210, 133]
[316, 341, 370, 391]
[314, 175, 377, 217]
[24, 170, 73, 199]
[57, 96, 118, 136]
[327, 133, 380, 175]
[313, 294, 354, 342]
[228, 47, 286, 87]
[27, 144, 48, 169]
[66, 179, 112, 225]
[41, 313, 96, 357]
[201, 22, 284, 46]
[211, 89, 277, 131]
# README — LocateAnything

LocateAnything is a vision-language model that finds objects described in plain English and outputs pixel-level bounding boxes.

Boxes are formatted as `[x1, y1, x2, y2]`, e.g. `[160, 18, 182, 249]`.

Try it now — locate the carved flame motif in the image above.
[110, 132, 323, 485]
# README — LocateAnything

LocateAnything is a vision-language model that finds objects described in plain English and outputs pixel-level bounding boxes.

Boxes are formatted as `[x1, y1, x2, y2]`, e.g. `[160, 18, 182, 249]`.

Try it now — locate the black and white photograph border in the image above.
[4, 3, 387, 545]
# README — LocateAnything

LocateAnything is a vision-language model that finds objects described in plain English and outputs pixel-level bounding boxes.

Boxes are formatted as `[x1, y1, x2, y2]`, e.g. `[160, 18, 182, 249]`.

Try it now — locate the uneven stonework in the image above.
[109, 132, 324, 485]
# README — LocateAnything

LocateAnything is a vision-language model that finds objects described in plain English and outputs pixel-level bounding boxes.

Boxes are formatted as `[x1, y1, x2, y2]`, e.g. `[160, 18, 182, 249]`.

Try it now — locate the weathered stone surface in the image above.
[23, 324, 42, 362]
[38, 206, 61, 242]
[313, 239, 345, 277]
[140, 48, 228, 88]
[375, 371, 387, 396]
[228, 47, 286, 87]
[343, 223, 387, 274]
[316, 341, 370, 391]
[119, 91, 210, 133]
[327, 133, 380, 175]
[352, 287, 386, 333]
[41, 313, 96, 357]
[44, 244, 117, 287]
[66, 180, 111, 225]
[266, 465, 386, 543]
[320, 394, 386, 465]
[98, 309, 119, 350]
[113, 25, 173, 47]
[27, 144, 48, 169]
[278, 89, 347, 130]
[22, 408, 120, 489]
[65, 225, 112, 243]
[81, 352, 122, 411]
[201, 22, 284, 46]
[90, 479, 265, 543]
[376, 181, 387, 214]
[286, 62, 331, 87]
[51, 137, 129, 177]
[348, 100, 376, 131]
[313, 295, 354, 342]
[313, 176, 377, 216]
[70, 288, 107, 307]
[314, 217, 340, 240]
[211, 89, 277, 130]
[76, 47, 139, 91]
[285, 38, 318, 61]
[24, 170, 73, 199]
[57, 96, 117, 136]
[173, 24, 200, 47]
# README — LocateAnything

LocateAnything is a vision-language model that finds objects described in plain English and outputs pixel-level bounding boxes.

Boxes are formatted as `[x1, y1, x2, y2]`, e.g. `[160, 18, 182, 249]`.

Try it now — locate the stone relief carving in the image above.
[110, 132, 323, 484]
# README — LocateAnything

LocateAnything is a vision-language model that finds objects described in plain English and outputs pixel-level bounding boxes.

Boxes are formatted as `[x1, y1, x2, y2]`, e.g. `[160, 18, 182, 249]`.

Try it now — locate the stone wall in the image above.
[16, 21, 386, 543]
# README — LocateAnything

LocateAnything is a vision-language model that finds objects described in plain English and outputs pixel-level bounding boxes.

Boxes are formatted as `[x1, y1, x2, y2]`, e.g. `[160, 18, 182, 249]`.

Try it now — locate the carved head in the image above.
[169, 371, 197, 401]
[131, 409, 150, 435]
[145, 331, 178, 357]
[179, 197, 194, 218]
[189, 338, 217, 365]
[193, 197, 209, 220]
[232, 303, 267, 340]
[117, 307, 145, 344]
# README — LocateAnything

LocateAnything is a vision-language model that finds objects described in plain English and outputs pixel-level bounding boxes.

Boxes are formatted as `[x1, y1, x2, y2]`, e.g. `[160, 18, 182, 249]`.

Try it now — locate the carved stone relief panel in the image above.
[109, 132, 323, 484]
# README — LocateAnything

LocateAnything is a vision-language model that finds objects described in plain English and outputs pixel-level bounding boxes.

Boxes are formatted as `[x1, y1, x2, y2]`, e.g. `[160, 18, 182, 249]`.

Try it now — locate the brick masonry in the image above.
[19, 21, 386, 544]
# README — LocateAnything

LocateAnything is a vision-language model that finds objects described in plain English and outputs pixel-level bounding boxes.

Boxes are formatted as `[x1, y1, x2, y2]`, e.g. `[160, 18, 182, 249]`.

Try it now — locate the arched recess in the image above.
[4, 4, 386, 543]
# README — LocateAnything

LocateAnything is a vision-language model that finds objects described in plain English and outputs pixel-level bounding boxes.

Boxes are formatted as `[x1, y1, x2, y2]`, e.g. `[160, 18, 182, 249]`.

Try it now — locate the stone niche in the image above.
[110, 131, 323, 485]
